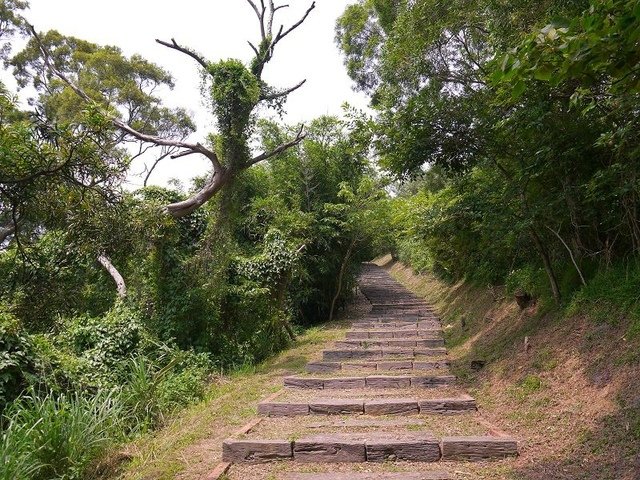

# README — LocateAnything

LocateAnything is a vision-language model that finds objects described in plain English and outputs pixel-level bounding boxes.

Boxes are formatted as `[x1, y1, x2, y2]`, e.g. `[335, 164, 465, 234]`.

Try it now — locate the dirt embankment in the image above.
[378, 255, 640, 480]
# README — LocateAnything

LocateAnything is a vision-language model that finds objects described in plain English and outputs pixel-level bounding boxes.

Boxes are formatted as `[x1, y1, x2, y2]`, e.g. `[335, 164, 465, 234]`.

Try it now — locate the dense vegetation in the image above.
[337, 0, 640, 322]
[0, 2, 389, 478]
[0, 0, 639, 477]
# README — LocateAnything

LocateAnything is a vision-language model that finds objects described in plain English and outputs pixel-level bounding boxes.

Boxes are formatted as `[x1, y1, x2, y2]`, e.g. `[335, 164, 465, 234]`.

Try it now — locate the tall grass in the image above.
[1, 389, 125, 480]
[568, 261, 640, 337]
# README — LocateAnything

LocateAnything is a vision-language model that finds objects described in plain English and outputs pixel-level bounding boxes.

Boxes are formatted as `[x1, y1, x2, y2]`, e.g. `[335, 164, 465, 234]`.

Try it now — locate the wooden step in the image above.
[334, 339, 445, 349]
[283, 375, 456, 390]
[258, 396, 476, 417]
[323, 348, 447, 361]
[223, 434, 517, 463]
[306, 360, 450, 373]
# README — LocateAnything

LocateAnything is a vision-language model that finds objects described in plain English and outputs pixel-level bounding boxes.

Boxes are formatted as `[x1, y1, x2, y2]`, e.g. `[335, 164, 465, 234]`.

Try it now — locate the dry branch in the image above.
[249, 125, 305, 166]
[98, 254, 127, 298]
[155, 38, 210, 71]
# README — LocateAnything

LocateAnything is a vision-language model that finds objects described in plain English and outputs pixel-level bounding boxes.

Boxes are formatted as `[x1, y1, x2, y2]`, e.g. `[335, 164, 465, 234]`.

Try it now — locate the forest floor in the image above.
[107, 256, 640, 480]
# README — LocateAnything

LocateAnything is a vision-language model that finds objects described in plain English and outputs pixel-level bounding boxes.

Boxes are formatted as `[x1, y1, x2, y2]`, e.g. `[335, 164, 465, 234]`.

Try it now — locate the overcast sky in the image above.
[20, 0, 369, 187]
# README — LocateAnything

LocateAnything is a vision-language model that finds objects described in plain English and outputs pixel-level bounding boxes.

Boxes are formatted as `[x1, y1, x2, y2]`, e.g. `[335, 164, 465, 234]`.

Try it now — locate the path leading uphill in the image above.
[219, 263, 518, 479]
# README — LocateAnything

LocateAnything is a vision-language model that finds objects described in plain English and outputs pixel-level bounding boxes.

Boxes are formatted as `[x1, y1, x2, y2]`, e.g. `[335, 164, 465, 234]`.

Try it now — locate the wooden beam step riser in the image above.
[307, 360, 450, 373]
[223, 435, 518, 463]
[283, 375, 456, 389]
[282, 473, 452, 480]
[323, 348, 447, 361]
[258, 397, 477, 417]
[346, 331, 443, 339]
[335, 339, 445, 348]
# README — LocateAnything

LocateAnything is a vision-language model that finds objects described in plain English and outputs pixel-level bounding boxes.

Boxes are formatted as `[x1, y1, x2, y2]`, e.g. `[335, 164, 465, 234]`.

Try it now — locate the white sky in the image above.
[19, 0, 368, 188]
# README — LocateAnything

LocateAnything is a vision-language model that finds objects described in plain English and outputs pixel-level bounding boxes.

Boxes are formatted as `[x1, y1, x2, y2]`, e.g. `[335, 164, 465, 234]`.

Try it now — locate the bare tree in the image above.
[28, 1, 315, 218]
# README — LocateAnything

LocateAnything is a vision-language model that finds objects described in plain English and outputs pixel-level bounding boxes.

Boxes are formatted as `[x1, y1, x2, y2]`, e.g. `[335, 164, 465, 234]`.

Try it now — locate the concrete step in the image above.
[223, 434, 518, 463]
[258, 396, 477, 417]
[323, 348, 447, 361]
[306, 360, 450, 374]
[283, 374, 456, 390]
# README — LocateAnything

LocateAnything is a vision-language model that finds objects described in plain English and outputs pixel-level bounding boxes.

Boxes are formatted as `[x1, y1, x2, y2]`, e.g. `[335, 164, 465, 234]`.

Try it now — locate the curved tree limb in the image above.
[155, 38, 210, 71]
[248, 125, 305, 166]
[260, 79, 306, 101]
[546, 225, 587, 287]
[98, 253, 127, 299]
[29, 24, 230, 219]
[164, 169, 231, 218]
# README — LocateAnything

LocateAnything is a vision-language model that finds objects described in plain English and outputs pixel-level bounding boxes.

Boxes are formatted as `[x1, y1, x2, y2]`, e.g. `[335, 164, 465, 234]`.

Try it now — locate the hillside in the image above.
[380, 256, 640, 479]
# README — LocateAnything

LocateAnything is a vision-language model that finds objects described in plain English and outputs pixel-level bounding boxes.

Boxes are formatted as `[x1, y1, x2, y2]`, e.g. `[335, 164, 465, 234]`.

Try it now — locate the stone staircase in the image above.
[220, 263, 518, 479]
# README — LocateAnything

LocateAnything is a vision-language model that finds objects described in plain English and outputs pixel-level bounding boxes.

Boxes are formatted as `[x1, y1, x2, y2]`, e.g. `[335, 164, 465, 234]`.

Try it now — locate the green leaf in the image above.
[534, 65, 554, 81]
[511, 80, 526, 99]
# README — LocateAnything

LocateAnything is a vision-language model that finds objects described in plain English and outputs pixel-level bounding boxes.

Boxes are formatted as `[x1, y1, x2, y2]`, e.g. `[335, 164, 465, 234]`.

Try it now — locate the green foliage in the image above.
[0, 311, 38, 410]
[59, 304, 147, 385]
[568, 262, 640, 337]
[505, 266, 548, 298]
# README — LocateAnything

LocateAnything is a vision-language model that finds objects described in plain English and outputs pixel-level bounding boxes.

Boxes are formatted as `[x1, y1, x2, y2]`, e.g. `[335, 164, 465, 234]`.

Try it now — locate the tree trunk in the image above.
[329, 238, 357, 322]
[98, 254, 127, 299]
[275, 271, 296, 342]
[0, 222, 16, 245]
[530, 228, 561, 303]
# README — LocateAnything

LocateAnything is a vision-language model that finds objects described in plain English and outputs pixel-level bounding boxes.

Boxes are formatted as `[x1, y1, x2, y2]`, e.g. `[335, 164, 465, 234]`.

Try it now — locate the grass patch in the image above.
[115, 324, 344, 480]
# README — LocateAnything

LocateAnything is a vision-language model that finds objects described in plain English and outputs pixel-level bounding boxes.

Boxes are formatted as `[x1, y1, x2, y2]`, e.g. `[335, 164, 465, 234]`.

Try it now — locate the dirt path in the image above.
[220, 264, 519, 480]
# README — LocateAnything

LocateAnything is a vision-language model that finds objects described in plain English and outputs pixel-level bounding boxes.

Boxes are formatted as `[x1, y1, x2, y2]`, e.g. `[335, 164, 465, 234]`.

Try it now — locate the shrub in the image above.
[0, 312, 39, 410]
[57, 303, 151, 386]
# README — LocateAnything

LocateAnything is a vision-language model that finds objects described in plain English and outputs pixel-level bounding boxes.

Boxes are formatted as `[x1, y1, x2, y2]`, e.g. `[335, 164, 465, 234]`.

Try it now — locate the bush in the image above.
[0, 312, 39, 410]
[505, 265, 548, 298]
[57, 303, 152, 386]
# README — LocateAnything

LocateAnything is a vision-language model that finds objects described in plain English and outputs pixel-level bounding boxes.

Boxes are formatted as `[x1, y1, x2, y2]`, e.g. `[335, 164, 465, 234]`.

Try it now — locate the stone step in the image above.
[323, 348, 447, 361]
[334, 339, 445, 349]
[352, 321, 440, 329]
[283, 375, 456, 390]
[346, 330, 443, 339]
[258, 396, 477, 417]
[223, 434, 517, 463]
[306, 360, 450, 373]
[281, 473, 452, 480]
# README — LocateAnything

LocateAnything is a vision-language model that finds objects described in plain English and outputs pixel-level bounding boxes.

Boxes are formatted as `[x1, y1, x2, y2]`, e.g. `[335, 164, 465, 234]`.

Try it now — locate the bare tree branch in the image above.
[98, 253, 127, 298]
[29, 24, 227, 218]
[143, 148, 174, 187]
[248, 125, 305, 166]
[260, 79, 306, 101]
[247, 41, 260, 57]
[272, 2, 316, 48]
[155, 38, 209, 71]
[164, 169, 232, 218]
[0, 221, 16, 244]
[246, 0, 266, 40]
